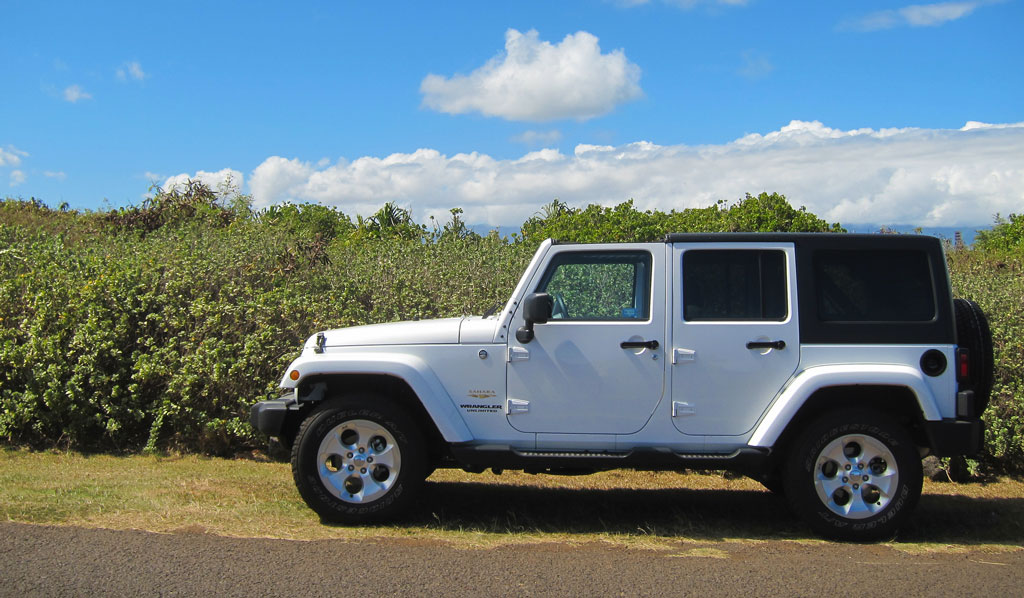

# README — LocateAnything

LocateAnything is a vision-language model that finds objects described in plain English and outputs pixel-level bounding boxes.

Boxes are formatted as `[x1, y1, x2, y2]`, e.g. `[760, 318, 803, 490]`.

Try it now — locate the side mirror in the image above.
[516, 292, 553, 343]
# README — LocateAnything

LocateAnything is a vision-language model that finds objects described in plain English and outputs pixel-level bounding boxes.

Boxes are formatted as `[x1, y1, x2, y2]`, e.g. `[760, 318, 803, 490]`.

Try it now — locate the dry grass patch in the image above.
[3, 449, 1023, 551]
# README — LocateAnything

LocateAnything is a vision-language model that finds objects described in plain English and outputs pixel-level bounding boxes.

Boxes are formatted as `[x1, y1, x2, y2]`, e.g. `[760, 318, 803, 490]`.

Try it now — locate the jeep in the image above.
[251, 233, 992, 540]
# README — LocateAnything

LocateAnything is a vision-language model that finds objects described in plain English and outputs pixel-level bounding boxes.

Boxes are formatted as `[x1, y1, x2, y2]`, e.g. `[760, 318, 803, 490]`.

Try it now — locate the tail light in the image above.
[956, 348, 970, 383]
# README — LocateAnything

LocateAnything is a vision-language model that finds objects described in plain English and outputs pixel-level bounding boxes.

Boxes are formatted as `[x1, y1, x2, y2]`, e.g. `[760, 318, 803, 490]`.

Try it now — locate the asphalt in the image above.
[1, 522, 1021, 597]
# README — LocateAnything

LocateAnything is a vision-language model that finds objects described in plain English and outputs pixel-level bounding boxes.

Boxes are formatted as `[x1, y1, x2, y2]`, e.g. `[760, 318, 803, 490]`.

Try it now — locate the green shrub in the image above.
[1, 190, 1021, 473]
[947, 246, 1024, 471]
[0, 191, 530, 453]
[974, 213, 1024, 253]
[519, 193, 844, 243]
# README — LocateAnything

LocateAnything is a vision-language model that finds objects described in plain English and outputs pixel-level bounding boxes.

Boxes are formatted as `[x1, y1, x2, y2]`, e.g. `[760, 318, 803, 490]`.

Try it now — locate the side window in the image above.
[683, 250, 787, 321]
[815, 250, 935, 322]
[537, 251, 652, 321]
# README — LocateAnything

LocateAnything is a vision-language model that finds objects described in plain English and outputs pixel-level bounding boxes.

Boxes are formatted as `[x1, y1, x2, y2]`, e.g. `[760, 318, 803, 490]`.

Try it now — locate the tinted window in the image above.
[683, 250, 787, 321]
[538, 251, 651, 320]
[815, 250, 935, 322]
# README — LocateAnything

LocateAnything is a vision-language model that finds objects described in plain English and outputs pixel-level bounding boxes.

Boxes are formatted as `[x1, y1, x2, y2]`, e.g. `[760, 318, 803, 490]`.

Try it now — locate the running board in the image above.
[513, 450, 630, 459]
[448, 445, 771, 473]
[673, 450, 747, 460]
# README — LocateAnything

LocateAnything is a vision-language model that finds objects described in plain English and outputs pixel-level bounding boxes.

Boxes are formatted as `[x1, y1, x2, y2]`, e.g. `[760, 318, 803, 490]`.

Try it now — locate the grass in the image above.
[3, 448, 1024, 551]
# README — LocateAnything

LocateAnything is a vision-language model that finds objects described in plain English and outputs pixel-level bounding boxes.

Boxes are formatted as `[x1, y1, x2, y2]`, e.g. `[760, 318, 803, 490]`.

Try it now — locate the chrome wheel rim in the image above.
[317, 419, 401, 504]
[813, 433, 898, 519]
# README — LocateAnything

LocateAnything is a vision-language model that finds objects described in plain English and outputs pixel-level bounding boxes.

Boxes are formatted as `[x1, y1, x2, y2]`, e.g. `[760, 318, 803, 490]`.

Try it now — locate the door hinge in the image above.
[507, 347, 530, 362]
[671, 348, 696, 364]
[507, 398, 530, 415]
[672, 401, 696, 417]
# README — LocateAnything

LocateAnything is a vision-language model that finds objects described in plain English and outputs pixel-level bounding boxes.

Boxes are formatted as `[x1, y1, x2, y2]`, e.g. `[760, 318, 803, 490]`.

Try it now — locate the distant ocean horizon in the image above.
[844, 224, 990, 245]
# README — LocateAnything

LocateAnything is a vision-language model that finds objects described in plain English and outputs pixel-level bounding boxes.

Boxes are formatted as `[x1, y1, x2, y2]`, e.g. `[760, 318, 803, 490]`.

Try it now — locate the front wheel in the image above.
[784, 408, 922, 541]
[291, 395, 427, 523]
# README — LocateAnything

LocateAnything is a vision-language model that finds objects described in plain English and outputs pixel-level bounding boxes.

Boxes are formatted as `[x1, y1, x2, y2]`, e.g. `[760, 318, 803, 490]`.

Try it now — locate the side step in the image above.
[513, 450, 630, 459]
[448, 445, 771, 473]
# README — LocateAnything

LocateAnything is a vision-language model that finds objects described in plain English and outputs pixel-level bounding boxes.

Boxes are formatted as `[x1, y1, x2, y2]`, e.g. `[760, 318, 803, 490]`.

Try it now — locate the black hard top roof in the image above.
[664, 232, 943, 248]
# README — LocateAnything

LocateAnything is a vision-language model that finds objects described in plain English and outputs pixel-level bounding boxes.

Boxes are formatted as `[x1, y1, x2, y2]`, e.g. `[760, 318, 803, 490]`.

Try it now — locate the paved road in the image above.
[1, 522, 1021, 597]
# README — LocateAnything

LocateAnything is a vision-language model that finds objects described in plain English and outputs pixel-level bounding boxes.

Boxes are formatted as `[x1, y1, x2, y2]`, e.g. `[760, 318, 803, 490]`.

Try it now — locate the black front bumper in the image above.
[249, 395, 299, 437]
[924, 418, 985, 457]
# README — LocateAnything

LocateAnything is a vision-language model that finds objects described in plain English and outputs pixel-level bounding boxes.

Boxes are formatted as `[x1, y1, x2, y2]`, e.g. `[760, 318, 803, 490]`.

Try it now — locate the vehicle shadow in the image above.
[400, 479, 1024, 545]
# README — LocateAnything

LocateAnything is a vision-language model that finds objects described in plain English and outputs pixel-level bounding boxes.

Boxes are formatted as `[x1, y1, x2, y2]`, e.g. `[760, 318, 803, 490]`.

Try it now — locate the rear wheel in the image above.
[291, 394, 427, 523]
[784, 408, 922, 541]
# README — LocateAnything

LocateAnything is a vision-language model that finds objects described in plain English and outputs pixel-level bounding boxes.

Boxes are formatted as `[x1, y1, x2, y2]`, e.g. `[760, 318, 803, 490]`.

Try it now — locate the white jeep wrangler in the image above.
[251, 233, 992, 540]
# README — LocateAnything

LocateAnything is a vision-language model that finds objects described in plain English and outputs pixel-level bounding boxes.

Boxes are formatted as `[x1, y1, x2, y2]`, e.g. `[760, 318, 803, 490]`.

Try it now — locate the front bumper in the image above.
[924, 418, 985, 457]
[249, 395, 299, 437]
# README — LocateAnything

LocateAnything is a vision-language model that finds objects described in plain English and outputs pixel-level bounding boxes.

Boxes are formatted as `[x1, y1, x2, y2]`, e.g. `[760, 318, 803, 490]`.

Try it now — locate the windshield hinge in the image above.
[507, 399, 530, 415]
[507, 347, 530, 362]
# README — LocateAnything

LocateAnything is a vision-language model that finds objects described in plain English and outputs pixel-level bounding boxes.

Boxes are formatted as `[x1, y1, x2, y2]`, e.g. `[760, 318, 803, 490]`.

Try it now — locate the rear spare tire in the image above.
[953, 298, 994, 413]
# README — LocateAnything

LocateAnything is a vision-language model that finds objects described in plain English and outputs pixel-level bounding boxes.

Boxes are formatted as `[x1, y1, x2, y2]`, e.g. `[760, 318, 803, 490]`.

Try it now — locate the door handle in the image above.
[746, 340, 786, 350]
[621, 340, 659, 350]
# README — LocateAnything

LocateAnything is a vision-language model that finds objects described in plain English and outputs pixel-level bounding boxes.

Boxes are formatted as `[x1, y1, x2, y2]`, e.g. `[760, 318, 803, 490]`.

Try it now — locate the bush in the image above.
[0, 190, 529, 453]
[975, 213, 1024, 253]
[519, 193, 844, 243]
[947, 246, 1024, 471]
[1, 190, 1020, 472]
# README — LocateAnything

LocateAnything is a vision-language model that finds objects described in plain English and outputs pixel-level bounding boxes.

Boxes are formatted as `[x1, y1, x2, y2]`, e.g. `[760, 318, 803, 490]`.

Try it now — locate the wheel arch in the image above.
[292, 373, 451, 462]
[749, 365, 941, 455]
[766, 385, 930, 464]
[283, 353, 472, 441]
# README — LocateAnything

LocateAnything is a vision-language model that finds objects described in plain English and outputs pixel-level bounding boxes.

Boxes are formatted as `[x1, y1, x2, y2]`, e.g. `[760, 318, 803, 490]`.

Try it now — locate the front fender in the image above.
[281, 351, 473, 443]
[748, 364, 942, 449]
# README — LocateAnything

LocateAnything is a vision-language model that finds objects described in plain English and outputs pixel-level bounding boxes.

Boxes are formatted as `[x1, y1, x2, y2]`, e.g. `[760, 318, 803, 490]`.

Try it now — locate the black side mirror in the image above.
[516, 292, 553, 343]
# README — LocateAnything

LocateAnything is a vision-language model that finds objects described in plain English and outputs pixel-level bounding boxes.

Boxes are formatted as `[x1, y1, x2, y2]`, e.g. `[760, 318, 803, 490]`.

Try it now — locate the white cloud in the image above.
[245, 121, 1024, 228]
[420, 28, 642, 122]
[2, 146, 29, 187]
[117, 61, 146, 81]
[162, 168, 244, 196]
[901, 2, 978, 25]
[845, 2, 981, 31]
[249, 157, 315, 205]
[511, 129, 563, 146]
[0, 145, 28, 167]
[63, 84, 92, 103]
[43, 171, 67, 181]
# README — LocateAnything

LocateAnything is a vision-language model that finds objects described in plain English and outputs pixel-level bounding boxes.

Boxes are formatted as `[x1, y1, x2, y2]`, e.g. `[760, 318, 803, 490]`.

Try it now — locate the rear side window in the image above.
[815, 250, 935, 322]
[683, 250, 787, 321]
[537, 251, 651, 321]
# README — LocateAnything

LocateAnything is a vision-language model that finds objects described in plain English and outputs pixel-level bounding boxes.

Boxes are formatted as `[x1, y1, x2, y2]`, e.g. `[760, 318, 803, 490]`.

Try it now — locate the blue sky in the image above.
[2, 0, 1022, 227]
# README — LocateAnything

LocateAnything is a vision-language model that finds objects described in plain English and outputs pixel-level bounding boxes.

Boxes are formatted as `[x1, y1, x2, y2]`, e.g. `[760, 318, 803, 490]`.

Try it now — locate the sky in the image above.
[2, 0, 1023, 228]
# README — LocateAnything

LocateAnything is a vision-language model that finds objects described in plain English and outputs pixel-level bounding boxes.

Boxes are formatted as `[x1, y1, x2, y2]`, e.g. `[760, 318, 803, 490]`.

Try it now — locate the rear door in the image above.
[670, 243, 800, 436]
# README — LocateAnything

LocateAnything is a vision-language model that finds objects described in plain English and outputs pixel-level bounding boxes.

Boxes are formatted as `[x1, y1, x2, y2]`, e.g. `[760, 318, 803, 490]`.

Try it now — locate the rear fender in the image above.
[748, 364, 941, 449]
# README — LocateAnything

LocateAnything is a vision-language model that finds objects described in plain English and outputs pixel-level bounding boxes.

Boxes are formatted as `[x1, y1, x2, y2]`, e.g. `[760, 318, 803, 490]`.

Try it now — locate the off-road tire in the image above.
[784, 408, 922, 541]
[291, 394, 427, 523]
[954, 298, 994, 412]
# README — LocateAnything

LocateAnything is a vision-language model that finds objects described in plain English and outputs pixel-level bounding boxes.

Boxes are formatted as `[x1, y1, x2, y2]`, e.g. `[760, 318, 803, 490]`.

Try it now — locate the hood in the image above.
[310, 317, 482, 348]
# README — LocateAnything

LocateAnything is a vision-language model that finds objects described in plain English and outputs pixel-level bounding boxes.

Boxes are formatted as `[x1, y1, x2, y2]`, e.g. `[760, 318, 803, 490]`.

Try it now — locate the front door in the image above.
[670, 243, 800, 437]
[506, 246, 666, 434]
